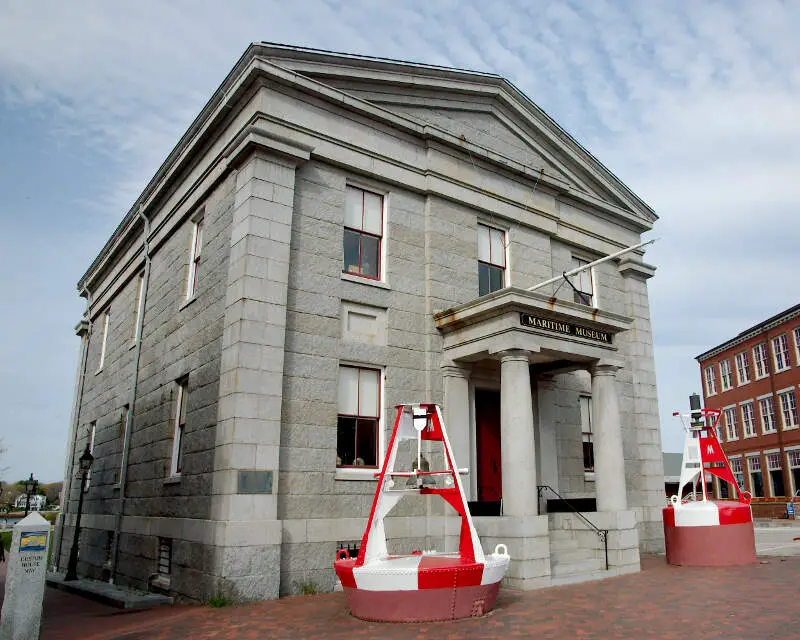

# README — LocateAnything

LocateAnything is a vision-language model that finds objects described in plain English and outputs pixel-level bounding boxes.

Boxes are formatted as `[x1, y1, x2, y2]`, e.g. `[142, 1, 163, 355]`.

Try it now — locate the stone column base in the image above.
[473, 515, 551, 590]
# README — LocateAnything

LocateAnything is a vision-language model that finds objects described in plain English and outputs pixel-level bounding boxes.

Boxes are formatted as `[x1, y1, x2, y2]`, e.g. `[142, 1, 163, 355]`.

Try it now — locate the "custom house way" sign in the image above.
[520, 313, 612, 344]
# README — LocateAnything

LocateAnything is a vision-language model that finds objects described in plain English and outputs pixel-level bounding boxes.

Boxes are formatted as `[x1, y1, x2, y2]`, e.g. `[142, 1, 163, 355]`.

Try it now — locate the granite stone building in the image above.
[697, 303, 800, 518]
[55, 43, 663, 602]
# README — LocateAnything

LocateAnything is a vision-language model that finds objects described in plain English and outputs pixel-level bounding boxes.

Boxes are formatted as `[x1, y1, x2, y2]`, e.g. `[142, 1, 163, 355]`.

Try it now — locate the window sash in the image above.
[477, 224, 506, 267]
[171, 381, 188, 476]
[187, 218, 204, 298]
[704, 367, 717, 395]
[748, 456, 761, 472]
[97, 310, 111, 371]
[724, 408, 738, 440]
[730, 458, 743, 473]
[773, 334, 790, 371]
[788, 451, 800, 468]
[779, 391, 798, 428]
[741, 403, 756, 437]
[753, 344, 769, 378]
[719, 360, 732, 390]
[735, 352, 750, 384]
[760, 397, 777, 432]
[133, 274, 145, 344]
[337, 366, 381, 469]
[767, 453, 782, 471]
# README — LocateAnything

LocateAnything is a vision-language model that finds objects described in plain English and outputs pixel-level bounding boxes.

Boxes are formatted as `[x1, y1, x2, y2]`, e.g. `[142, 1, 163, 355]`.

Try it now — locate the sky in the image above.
[1, 0, 799, 482]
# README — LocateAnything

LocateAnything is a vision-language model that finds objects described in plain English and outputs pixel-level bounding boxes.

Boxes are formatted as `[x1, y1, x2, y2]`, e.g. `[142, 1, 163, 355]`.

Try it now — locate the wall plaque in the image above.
[520, 313, 612, 344]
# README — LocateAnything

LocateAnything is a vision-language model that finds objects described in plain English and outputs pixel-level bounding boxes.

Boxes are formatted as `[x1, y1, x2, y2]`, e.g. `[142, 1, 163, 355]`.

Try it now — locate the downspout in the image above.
[53, 288, 92, 571]
[110, 205, 151, 583]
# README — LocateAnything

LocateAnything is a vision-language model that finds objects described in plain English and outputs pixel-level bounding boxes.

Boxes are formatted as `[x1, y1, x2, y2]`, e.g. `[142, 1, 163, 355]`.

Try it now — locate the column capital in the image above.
[591, 362, 623, 377]
[440, 361, 471, 379]
[497, 349, 531, 364]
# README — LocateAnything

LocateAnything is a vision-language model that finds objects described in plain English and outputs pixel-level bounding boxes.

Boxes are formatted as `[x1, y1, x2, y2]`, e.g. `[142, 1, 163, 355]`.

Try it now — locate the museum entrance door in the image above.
[475, 388, 502, 508]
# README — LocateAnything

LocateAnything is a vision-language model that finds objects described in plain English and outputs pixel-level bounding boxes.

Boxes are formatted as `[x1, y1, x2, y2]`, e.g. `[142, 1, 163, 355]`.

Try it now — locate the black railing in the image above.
[537, 484, 608, 570]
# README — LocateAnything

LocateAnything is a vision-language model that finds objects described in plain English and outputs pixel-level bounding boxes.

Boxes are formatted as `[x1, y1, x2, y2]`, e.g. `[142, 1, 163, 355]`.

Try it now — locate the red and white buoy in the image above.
[663, 403, 756, 566]
[334, 403, 510, 622]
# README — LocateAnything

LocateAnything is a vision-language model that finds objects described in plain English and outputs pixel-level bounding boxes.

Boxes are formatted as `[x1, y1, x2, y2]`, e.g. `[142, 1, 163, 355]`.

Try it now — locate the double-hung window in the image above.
[132, 273, 145, 345]
[337, 365, 381, 468]
[730, 457, 745, 490]
[719, 359, 733, 391]
[170, 378, 189, 476]
[760, 397, 777, 433]
[753, 343, 769, 379]
[794, 327, 800, 365]
[343, 186, 383, 280]
[734, 352, 750, 385]
[96, 309, 111, 373]
[704, 366, 717, 396]
[570, 257, 595, 306]
[773, 334, 791, 372]
[724, 407, 738, 440]
[747, 456, 764, 498]
[85, 421, 96, 491]
[767, 453, 785, 497]
[580, 395, 594, 472]
[477, 223, 507, 296]
[186, 216, 204, 300]
[789, 450, 800, 497]
[741, 402, 756, 437]
[779, 390, 798, 429]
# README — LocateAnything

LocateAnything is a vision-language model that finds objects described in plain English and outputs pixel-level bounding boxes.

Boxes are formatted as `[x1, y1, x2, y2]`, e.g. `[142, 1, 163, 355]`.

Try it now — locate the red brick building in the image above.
[697, 303, 800, 518]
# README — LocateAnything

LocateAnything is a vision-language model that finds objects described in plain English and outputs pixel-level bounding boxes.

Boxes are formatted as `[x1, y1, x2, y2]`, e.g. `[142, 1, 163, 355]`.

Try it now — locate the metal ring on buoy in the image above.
[740, 491, 752, 505]
[670, 494, 679, 506]
[337, 548, 350, 560]
[494, 543, 508, 556]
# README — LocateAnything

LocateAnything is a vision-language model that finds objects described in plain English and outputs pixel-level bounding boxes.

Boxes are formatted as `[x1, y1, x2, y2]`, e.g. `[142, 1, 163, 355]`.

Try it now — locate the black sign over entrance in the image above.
[520, 313, 612, 344]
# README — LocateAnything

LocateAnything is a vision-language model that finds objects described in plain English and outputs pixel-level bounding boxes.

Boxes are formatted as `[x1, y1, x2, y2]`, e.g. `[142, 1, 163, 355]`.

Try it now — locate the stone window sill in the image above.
[163, 476, 182, 486]
[335, 468, 378, 481]
[341, 272, 391, 290]
[179, 295, 197, 311]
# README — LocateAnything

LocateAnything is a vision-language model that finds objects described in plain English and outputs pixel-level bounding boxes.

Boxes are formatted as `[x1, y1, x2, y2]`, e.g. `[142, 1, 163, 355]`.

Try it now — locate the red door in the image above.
[475, 389, 502, 502]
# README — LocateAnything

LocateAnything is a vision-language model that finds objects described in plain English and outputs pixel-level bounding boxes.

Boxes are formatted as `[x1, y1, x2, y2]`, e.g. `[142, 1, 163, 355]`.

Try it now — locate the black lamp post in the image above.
[64, 444, 94, 581]
[24, 472, 38, 516]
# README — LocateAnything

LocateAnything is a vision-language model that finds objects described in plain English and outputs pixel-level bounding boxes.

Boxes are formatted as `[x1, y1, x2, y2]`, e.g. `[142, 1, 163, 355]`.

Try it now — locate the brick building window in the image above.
[794, 327, 800, 364]
[734, 352, 750, 385]
[719, 359, 733, 391]
[788, 450, 800, 496]
[170, 378, 188, 476]
[773, 334, 791, 372]
[343, 186, 383, 280]
[730, 457, 744, 490]
[704, 366, 717, 396]
[579, 395, 593, 472]
[766, 453, 785, 497]
[96, 309, 111, 373]
[753, 343, 769, 379]
[778, 390, 798, 429]
[747, 455, 764, 498]
[760, 397, 777, 433]
[741, 402, 756, 437]
[337, 365, 381, 468]
[723, 407, 738, 440]
[477, 223, 507, 297]
[186, 215, 204, 299]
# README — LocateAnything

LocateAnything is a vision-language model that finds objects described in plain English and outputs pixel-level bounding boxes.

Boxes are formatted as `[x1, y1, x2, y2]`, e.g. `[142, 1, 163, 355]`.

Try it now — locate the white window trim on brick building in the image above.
[778, 388, 799, 430]
[185, 214, 204, 301]
[753, 343, 769, 379]
[747, 454, 764, 498]
[477, 222, 509, 297]
[773, 334, 791, 372]
[704, 366, 717, 396]
[794, 327, 800, 366]
[723, 406, 738, 441]
[741, 401, 757, 438]
[788, 448, 800, 496]
[96, 309, 111, 373]
[734, 351, 750, 386]
[729, 456, 745, 490]
[342, 184, 387, 285]
[336, 364, 384, 481]
[170, 378, 189, 477]
[766, 451, 785, 498]
[759, 395, 777, 433]
[719, 359, 733, 391]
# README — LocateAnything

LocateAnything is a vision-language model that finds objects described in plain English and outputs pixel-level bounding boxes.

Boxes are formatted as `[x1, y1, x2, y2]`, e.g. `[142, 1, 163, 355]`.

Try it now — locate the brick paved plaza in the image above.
[2, 554, 798, 640]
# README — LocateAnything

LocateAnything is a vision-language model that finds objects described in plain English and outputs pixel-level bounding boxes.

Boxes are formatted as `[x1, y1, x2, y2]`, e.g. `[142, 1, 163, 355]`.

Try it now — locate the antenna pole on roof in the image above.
[526, 238, 657, 293]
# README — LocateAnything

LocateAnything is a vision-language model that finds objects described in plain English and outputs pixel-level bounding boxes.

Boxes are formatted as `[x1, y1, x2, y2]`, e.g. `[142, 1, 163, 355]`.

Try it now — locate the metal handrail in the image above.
[537, 484, 609, 570]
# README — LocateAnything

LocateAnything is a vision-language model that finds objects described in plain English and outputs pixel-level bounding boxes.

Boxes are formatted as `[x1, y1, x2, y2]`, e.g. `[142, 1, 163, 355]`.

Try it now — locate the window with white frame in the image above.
[779, 390, 798, 429]
[704, 366, 717, 396]
[85, 421, 96, 491]
[719, 359, 733, 391]
[766, 452, 786, 497]
[170, 378, 188, 476]
[343, 186, 383, 280]
[337, 365, 381, 468]
[477, 223, 507, 296]
[794, 327, 800, 365]
[186, 215, 204, 299]
[96, 309, 111, 372]
[570, 257, 595, 307]
[753, 343, 769, 379]
[132, 273, 144, 344]
[773, 334, 791, 372]
[759, 397, 777, 433]
[734, 352, 750, 385]
[730, 457, 745, 490]
[789, 450, 800, 497]
[724, 407, 738, 440]
[741, 402, 756, 437]
[748, 455, 764, 498]
[580, 395, 593, 472]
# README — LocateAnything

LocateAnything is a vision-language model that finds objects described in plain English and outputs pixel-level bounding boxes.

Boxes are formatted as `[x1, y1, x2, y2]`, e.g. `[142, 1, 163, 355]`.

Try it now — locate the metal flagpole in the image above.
[525, 238, 657, 293]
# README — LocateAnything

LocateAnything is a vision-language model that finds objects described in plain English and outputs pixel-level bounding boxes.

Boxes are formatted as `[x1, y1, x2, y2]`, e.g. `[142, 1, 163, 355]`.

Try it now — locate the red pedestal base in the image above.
[343, 582, 502, 622]
[664, 521, 756, 566]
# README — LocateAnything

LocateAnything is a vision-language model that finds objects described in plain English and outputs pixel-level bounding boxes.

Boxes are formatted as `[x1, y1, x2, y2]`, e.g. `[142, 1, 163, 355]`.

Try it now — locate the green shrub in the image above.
[1, 530, 11, 552]
[294, 580, 319, 595]
[208, 593, 232, 608]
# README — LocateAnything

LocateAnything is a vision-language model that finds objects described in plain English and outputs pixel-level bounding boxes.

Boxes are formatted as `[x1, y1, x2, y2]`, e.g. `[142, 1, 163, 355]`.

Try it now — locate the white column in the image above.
[535, 375, 559, 493]
[500, 350, 537, 517]
[442, 362, 472, 500]
[591, 363, 627, 511]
